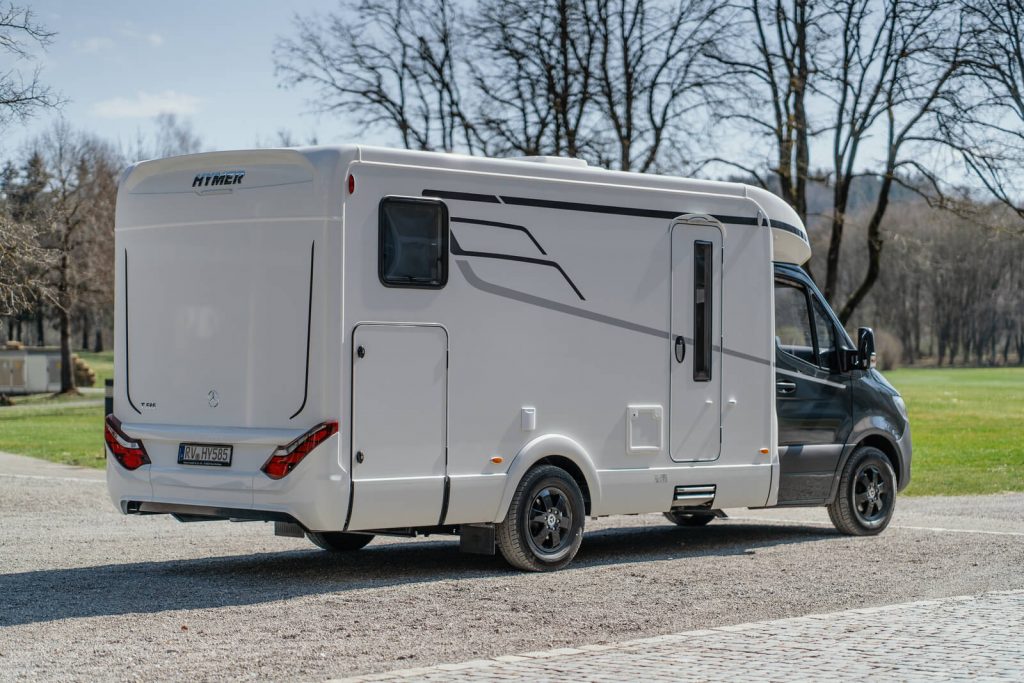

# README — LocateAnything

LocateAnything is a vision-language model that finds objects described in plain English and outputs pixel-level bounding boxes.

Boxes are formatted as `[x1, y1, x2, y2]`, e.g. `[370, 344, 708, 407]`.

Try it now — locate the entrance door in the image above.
[347, 324, 448, 530]
[670, 221, 723, 462]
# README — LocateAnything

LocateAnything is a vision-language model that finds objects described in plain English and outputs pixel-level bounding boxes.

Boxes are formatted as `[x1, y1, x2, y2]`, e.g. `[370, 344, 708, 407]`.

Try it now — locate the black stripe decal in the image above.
[450, 233, 585, 300]
[426, 189, 806, 244]
[289, 242, 316, 420]
[424, 189, 501, 203]
[123, 249, 142, 415]
[451, 217, 547, 255]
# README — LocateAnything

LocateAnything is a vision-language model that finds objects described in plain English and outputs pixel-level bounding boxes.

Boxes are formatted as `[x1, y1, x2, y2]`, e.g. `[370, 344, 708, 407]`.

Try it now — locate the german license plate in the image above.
[178, 443, 233, 467]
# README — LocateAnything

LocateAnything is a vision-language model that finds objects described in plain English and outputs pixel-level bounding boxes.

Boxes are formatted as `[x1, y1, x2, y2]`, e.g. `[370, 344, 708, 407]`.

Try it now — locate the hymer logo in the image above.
[192, 170, 245, 189]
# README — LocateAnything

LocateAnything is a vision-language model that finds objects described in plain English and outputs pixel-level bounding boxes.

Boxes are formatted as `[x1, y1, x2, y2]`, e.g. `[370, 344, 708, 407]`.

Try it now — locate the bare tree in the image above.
[275, 0, 478, 152]
[0, 2, 60, 129]
[953, 0, 1024, 222]
[589, 0, 729, 172]
[710, 0, 970, 323]
[0, 215, 53, 320]
[35, 121, 119, 392]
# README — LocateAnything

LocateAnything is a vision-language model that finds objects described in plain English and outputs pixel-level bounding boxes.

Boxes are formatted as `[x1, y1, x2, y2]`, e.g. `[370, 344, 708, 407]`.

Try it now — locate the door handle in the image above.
[674, 336, 686, 363]
[776, 380, 797, 395]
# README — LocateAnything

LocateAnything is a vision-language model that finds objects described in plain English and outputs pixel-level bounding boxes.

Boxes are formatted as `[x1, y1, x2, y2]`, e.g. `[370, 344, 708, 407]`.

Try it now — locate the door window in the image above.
[775, 279, 836, 371]
[775, 281, 816, 366]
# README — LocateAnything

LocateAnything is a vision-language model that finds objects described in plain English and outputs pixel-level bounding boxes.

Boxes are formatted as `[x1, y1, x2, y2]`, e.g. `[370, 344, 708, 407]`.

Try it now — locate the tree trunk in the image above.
[35, 310, 44, 346]
[59, 306, 75, 393]
[93, 329, 103, 353]
[81, 313, 90, 351]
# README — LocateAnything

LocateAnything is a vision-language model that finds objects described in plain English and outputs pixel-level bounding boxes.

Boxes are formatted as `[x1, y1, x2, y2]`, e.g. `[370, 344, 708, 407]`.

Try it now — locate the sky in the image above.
[6, 0, 387, 158]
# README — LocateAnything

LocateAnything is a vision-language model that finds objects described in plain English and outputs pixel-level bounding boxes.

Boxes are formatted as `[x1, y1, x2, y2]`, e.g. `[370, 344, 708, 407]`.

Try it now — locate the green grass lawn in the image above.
[0, 366, 1021, 495]
[0, 402, 106, 468]
[885, 367, 1024, 496]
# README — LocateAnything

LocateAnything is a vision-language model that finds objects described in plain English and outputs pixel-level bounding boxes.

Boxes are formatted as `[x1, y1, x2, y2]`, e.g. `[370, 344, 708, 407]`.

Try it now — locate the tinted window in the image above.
[774, 281, 816, 366]
[379, 197, 448, 288]
[810, 295, 836, 370]
[693, 241, 713, 381]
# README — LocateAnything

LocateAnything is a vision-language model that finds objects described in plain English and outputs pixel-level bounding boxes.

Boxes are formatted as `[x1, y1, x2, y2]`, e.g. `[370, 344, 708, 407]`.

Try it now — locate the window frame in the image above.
[377, 195, 450, 290]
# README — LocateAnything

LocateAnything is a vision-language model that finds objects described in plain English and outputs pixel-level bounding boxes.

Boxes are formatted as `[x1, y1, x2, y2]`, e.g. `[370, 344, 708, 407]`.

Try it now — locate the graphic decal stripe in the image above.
[451, 217, 547, 255]
[289, 241, 316, 420]
[451, 234, 584, 300]
[424, 188, 806, 244]
[456, 261, 771, 367]
[423, 189, 501, 203]
[123, 250, 142, 415]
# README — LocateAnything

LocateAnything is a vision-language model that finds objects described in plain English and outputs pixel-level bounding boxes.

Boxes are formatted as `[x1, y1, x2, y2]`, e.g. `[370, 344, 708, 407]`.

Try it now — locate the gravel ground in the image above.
[1, 452, 1022, 682]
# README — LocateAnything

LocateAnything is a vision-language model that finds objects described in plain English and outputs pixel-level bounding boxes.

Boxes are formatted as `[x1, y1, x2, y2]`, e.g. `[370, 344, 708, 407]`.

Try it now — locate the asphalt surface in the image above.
[1, 452, 1022, 681]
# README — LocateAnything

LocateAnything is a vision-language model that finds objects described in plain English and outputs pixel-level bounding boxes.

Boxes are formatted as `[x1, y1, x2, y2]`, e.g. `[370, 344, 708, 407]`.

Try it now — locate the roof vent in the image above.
[510, 155, 589, 168]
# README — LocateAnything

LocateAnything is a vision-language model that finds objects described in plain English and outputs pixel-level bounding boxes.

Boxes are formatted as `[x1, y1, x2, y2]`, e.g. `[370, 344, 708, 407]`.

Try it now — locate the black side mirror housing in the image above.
[857, 327, 876, 370]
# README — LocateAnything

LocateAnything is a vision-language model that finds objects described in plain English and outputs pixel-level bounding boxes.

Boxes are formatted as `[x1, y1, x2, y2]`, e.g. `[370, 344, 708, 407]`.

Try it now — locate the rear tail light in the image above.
[261, 421, 338, 480]
[104, 415, 150, 470]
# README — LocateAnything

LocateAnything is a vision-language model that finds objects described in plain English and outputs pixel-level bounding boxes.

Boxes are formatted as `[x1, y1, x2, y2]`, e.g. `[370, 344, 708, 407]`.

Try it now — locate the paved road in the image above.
[336, 590, 1024, 682]
[0, 452, 1022, 681]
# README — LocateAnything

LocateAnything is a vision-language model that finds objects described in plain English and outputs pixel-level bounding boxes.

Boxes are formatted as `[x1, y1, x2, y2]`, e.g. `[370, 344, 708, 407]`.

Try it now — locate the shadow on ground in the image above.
[0, 522, 835, 627]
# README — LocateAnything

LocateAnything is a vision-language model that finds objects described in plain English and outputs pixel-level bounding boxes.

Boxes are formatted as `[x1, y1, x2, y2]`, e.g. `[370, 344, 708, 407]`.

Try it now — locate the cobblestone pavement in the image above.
[333, 590, 1024, 682]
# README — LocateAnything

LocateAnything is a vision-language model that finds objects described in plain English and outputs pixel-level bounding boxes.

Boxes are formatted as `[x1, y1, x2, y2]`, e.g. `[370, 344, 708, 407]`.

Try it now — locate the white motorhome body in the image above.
[109, 146, 907, 569]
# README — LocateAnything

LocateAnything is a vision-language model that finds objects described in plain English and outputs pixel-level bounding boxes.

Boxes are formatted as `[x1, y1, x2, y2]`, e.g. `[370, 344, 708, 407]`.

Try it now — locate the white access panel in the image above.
[670, 222, 724, 462]
[347, 324, 448, 530]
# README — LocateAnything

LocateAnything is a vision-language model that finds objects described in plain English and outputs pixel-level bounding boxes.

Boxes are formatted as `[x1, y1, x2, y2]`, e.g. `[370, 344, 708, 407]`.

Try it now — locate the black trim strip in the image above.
[450, 233, 585, 300]
[451, 217, 547, 255]
[427, 189, 807, 245]
[289, 242, 316, 420]
[424, 189, 500, 203]
[438, 475, 451, 526]
[123, 249, 142, 415]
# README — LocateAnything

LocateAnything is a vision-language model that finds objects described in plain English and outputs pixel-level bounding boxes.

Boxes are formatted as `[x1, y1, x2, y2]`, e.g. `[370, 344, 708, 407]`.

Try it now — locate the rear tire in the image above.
[306, 531, 374, 552]
[827, 446, 896, 536]
[496, 465, 585, 571]
[663, 510, 715, 527]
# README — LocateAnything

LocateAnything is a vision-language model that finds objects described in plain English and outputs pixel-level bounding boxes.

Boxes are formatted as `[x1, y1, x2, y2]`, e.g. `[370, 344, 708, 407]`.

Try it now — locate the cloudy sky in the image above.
[8, 1, 379, 157]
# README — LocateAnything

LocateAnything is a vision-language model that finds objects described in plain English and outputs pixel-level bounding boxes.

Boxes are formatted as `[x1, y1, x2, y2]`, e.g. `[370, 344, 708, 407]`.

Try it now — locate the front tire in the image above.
[828, 446, 897, 536]
[307, 531, 374, 552]
[496, 465, 585, 571]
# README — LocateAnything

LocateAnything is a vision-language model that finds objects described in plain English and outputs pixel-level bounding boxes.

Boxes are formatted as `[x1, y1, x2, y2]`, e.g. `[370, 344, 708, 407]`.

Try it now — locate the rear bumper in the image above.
[106, 432, 350, 532]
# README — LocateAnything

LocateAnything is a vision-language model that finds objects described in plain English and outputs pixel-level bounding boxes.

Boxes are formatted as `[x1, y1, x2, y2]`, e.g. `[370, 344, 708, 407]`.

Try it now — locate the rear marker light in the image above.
[104, 415, 151, 470]
[347, 174, 355, 194]
[261, 421, 339, 480]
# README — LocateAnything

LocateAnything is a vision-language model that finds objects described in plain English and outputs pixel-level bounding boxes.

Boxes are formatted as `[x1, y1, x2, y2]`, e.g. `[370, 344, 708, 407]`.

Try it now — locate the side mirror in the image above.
[857, 327, 876, 370]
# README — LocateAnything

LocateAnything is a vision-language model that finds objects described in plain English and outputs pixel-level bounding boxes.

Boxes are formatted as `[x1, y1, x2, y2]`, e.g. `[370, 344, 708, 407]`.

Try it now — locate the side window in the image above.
[774, 280, 816, 366]
[693, 240, 713, 381]
[379, 197, 448, 288]
[810, 295, 836, 371]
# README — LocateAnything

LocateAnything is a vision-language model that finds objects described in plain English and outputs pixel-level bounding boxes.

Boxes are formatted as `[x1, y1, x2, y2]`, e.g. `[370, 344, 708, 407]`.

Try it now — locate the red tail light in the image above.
[261, 421, 338, 480]
[104, 415, 150, 470]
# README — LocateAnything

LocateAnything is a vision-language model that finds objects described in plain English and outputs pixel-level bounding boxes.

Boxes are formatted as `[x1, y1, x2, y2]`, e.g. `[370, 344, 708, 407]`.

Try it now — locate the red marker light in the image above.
[347, 174, 355, 194]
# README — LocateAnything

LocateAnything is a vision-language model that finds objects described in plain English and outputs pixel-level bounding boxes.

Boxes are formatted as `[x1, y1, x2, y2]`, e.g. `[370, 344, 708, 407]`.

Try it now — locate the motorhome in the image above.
[107, 146, 912, 571]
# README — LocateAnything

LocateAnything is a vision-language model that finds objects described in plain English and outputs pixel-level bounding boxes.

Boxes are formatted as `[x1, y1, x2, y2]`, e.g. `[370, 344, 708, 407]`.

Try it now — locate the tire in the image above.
[306, 531, 374, 552]
[496, 465, 586, 571]
[663, 510, 716, 527]
[827, 446, 897, 536]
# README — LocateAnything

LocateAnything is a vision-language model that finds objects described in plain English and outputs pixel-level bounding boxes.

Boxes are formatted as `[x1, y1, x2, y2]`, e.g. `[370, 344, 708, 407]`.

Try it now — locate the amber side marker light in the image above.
[490, 456, 504, 464]
[759, 448, 770, 454]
